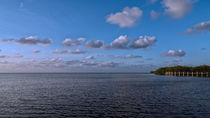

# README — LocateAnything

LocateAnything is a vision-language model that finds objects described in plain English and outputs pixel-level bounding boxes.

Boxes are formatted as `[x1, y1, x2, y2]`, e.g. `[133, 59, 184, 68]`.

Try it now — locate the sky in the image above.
[0, 0, 209, 72]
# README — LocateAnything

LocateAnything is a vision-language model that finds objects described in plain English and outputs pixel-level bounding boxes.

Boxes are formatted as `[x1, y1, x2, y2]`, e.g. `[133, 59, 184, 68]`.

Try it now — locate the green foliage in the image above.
[151, 65, 210, 77]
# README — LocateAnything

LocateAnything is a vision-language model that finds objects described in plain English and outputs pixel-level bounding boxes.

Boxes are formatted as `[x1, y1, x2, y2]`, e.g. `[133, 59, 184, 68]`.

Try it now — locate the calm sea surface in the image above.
[0, 73, 210, 118]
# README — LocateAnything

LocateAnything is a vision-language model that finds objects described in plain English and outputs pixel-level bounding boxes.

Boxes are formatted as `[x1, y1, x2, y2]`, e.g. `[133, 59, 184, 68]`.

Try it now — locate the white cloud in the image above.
[165, 49, 186, 57]
[53, 49, 85, 54]
[39, 38, 52, 46]
[100, 62, 120, 68]
[0, 38, 15, 43]
[162, 0, 196, 19]
[182, 21, 210, 34]
[124, 54, 142, 59]
[53, 49, 70, 54]
[109, 35, 130, 49]
[16, 36, 51, 46]
[0, 54, 23, 58]
[150, 10, 160, 19]
[80, 61, 98, 66]
[70, 49, 85, 54]
[62, 38, 85, 47]
[130, 36, 157, 49]
[0, 58, 157, 72]
[85, 40, 104, 49]
[32, 50, 40, 53]
[85, 56, 94, 60]
[42, 58, 63, 64]
[106, 7, 143, 27]
[65, 60, 82, 65]
[109, 54, 142, 59]
[85, 35, 157, 50]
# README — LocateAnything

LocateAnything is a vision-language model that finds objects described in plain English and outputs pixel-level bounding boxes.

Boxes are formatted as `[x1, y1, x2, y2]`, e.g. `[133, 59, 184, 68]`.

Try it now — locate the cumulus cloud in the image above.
[162, 0, 196, 19]
[100, 62, 119, 68]
[62, 38, 85, 47]
[34, 58, 67, 68]
[46, 58, 101, 68]
[68, 60, 120, 68]
[0, 55, 154, 72]
[130, 36, 157, 49]
[0, 58, 156, 72]
[0, 38, 15, 43]
[80, 61, 98, 67]
[124, 54, 142, 59]
[84, 56, 94, 60]
[109, 35, 130, 49]
[67, 60, 120, 68]
[106, 7, 143, 27]
[16, 36, 51, 46]
[150, 10, 160, 19]
[53, 49, 85, 54]
[42, 58, 63, 64]
[39, 39, 52, 46]
[109, 54, 142, 59]
[61, 59, 119, 68]
[0, 54, 23, 58]
[182, 21, 210, 34]
[85, 40, 104, 49]
[32, 50, 40, 53]
[53, 49, 70, 54]
[86, 35, 157, 50]
[69, 49, 85, 54]
[165, 49, 186, 57]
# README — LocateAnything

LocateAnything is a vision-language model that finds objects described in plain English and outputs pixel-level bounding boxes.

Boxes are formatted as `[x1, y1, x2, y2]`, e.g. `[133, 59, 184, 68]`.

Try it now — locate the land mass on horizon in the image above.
[151, 65, 210, 77]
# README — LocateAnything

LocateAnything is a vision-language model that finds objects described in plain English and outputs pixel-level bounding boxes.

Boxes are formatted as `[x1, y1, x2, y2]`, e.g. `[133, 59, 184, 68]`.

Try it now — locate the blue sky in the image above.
[0, 0, 209, 72]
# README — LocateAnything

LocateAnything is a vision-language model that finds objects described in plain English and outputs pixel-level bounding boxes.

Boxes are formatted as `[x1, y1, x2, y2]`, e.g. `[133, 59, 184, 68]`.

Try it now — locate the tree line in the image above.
[151, 65, 210, 76]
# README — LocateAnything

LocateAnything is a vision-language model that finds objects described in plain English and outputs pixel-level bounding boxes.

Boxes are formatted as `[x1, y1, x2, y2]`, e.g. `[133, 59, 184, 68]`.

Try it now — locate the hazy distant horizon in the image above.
[0, 71, 150, 74]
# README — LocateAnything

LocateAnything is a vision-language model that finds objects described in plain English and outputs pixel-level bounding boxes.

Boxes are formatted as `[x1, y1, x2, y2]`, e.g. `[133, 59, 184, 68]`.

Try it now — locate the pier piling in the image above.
[165, 71, 209, 78]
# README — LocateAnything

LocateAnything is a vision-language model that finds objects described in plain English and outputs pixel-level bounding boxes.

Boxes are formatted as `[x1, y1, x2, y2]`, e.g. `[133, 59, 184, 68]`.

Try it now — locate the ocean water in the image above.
[0, 73, 210, 118]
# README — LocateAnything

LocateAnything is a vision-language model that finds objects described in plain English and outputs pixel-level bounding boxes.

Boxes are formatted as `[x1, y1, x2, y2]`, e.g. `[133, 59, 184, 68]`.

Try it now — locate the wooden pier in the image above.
[165, 72, 209, 78]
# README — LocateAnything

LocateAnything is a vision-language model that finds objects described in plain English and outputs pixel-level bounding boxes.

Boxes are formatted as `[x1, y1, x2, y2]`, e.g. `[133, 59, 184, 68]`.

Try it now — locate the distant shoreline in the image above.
[151, 65, 210, 77]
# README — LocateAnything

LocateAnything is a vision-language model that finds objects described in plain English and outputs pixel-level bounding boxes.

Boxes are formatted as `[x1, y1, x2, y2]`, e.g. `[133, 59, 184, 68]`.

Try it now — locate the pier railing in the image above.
[165, 72, 209, 78]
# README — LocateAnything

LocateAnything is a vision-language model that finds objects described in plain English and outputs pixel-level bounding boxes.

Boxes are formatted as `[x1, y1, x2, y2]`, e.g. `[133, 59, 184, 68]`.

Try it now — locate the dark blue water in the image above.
[0, 73, 210, 117]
